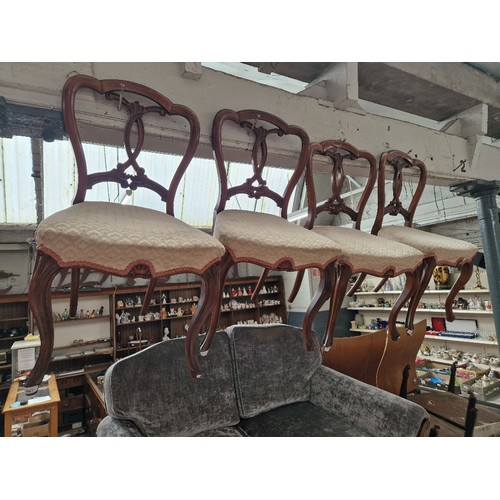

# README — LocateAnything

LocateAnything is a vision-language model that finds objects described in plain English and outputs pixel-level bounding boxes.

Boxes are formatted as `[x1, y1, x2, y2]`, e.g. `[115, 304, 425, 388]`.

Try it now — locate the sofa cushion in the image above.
[238, 401, 371, 437]
[103, 332, 240, 436]
[226, 324, 322, 418]
[194, 426, 247, 437]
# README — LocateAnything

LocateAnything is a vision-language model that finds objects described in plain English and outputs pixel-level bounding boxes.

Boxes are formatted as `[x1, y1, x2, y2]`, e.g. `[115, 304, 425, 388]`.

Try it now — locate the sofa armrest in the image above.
[96, 416, 145, 437]
[310, 365, 429, 437]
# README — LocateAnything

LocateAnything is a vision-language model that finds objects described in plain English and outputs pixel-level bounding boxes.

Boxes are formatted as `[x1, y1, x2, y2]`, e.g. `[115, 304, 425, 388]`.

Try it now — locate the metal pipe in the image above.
[450, 180, 500, 356]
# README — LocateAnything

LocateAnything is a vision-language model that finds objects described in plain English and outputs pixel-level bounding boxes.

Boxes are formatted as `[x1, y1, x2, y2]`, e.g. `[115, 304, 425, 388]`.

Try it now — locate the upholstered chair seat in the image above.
[37, 201, 225, 277]
[213, 210, 341, 270]
[312, 225, 424, 275]
[378, 225, 477, 266]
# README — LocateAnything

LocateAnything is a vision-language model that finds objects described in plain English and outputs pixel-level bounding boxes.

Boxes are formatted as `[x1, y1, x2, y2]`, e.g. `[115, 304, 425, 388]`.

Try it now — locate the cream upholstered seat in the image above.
[377, 225, 477, 270]
[312, 226, 423, 275]
[25, 75, 225, 390]
[200, 109, 343, 356]
[213, 210, 339, 270]
[36, 202, 223, 276]
[288, 141, 427, 348]
[356, 150, 478, 325]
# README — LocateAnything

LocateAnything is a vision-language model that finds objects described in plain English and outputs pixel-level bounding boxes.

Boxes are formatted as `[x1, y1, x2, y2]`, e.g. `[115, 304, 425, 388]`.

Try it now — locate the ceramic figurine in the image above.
[161, 307, 167, 319]
[99, 306, 104, 316]
[62, 308, 69, 320]
[162, 293, 167, 304]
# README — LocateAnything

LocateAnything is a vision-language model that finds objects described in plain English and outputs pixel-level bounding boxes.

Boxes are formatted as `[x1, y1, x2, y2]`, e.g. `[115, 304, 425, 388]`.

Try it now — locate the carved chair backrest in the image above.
[211, 109, 310, 220]
[372, 150, 427, 234]
[306, 140, 377, 230]
[62, 74, 200, 216]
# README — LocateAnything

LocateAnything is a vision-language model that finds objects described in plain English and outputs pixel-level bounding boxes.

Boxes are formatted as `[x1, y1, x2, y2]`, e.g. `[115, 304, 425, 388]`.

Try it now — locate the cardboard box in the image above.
[22, 423, 49, 437]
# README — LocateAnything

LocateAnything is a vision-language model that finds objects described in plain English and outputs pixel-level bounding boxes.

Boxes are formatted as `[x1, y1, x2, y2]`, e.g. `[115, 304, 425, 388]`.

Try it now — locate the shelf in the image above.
[0, 316, 29, 323]
[347, 307, 493, 315]
[53, 339, 112, 351]
[54, 315, 110, 324]
[423, 335, 498, 346]
[51, 350, 113, 362]
[0, 335, 25, 343]
[354, 289, 490, 295]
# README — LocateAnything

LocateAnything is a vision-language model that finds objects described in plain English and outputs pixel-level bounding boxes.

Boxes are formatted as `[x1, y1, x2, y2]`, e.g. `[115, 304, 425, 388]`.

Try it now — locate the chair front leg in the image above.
[199, 252, 233, 356]
[445, 260, 474, 322]
[302, 261, 336, 352]
[185, 261, 222, 379]
[24, 253, 62, 392]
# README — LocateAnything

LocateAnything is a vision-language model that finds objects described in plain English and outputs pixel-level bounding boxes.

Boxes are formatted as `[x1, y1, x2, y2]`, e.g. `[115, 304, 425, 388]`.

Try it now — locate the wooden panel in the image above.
[322, 329, 387, 386]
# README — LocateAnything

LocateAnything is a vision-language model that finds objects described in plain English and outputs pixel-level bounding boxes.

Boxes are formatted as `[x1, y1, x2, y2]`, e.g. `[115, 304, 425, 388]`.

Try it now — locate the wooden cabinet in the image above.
[112, 275, 287, 360]
[0, 294, 30, 390]
[2, 374, 60, 437]
[84, 371, 107, 436]
[0, 274, 287, 434]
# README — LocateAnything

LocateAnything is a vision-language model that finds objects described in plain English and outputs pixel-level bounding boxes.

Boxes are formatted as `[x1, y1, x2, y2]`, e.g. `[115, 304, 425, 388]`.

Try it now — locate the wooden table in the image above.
[2, 375, 60, 437]
[408, 391, 500, 437]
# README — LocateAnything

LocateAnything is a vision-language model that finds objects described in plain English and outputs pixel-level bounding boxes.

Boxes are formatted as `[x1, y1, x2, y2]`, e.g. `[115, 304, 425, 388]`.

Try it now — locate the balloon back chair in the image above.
[287, 140, 427, 349]
[365, 150, 478, 328]
[200, 109, 344, 357]
[25, 74, 225, 391]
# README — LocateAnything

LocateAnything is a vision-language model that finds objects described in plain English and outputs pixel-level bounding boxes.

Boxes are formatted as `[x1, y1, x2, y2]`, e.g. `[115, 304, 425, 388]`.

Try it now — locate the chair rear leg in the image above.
[347, 272, 366, 297]
[251, 268, 270, 302]
[24, 253, 62, 392]
[405, 256, 435, 330]
[323, 263, 352, 350]
[69, 267, 80, 318]
[288, 269, 305, 303]
[445, 260, 474, 322]
[140, 277, 158, 317]
[387, 271, 416, 340]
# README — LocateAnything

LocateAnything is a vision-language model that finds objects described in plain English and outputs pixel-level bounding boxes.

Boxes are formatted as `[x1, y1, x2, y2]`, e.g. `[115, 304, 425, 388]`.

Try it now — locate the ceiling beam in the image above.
[1, 62, 500, 186]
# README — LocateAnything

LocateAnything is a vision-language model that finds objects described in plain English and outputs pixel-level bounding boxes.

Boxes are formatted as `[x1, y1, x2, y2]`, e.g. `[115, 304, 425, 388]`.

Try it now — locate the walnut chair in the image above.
[287, 140, 427, 349]
[352, 150, 478, 328]
[24, 75, 225, 391]
[199, 109, 344, 358]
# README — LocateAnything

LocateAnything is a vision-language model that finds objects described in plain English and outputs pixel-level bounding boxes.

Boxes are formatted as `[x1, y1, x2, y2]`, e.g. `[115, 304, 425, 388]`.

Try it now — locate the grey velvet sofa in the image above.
[96, 324, 430, 437]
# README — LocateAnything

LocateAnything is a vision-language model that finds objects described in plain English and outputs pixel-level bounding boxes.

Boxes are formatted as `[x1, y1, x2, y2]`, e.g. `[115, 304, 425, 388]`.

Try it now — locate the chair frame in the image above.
[25, 75, 220, 388]
[350, 150, 475, 326]
[290, 141, 423, 349]
[200, 108, 335, 356]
